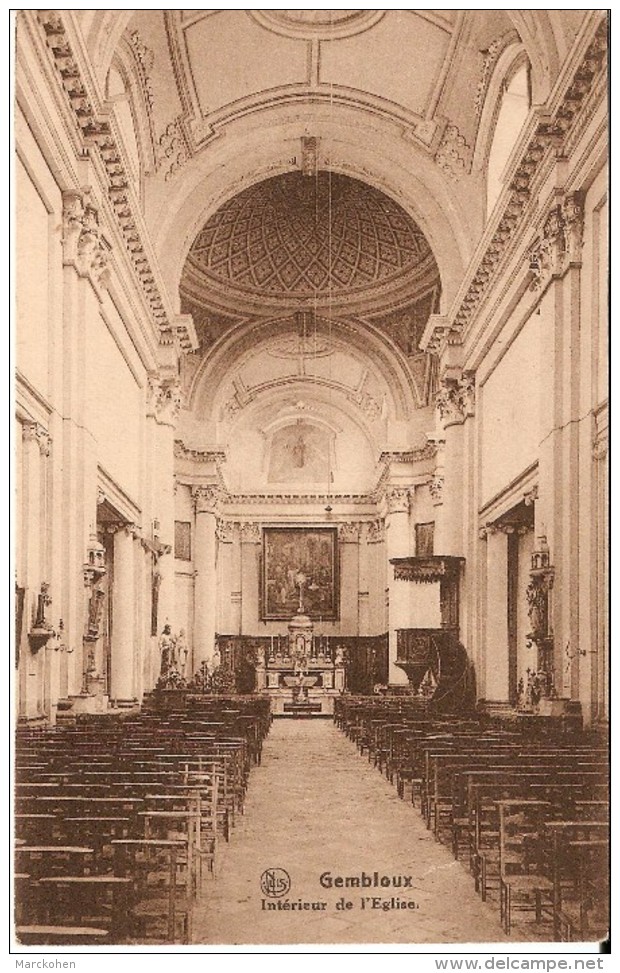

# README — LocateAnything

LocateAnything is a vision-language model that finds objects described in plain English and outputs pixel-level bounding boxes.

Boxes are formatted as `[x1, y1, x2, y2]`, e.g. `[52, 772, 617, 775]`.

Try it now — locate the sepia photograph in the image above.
[12, 8, 609, 952]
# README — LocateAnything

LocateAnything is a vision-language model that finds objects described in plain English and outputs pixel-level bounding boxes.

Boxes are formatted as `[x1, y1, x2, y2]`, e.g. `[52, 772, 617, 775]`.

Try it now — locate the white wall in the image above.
[480, 311, 541, 505]
[16, 157, 50, 396]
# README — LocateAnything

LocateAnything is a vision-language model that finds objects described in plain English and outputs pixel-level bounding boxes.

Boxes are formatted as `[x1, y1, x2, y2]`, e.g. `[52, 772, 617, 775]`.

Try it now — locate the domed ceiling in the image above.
[184, 172, 437, 304]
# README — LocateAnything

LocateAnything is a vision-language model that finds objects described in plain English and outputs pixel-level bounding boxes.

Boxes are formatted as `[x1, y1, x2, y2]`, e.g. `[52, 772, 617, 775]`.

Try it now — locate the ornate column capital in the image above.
[147, 374, 183, 425]
[436, 373, 475, 427]
[428, 473, 444, 506]
[23, 421, 52, 456]
[239, 521, 261, 544]
[385, 487, 411, 515]
[338, 522, 362, 542]
[367, 519, 385, 544]
[216, 518, 237, 543]
[192, 485, 220, 514]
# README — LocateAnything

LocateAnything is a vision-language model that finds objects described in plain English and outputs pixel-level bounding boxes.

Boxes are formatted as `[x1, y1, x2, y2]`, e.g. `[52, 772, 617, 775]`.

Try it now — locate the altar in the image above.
[256, 576, 345, 717]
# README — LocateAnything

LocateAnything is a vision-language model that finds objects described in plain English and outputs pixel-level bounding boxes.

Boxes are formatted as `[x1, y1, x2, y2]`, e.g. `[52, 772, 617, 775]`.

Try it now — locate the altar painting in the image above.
[261, 527, 338, 620]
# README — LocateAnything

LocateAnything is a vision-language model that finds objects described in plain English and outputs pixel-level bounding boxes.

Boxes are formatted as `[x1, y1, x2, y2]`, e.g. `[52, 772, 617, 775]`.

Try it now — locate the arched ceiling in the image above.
[183, 171, 437, 308]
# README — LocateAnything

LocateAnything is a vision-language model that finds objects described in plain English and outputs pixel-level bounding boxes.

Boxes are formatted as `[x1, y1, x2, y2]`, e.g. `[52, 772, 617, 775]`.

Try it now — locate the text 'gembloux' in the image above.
[319, 871, 413, 889]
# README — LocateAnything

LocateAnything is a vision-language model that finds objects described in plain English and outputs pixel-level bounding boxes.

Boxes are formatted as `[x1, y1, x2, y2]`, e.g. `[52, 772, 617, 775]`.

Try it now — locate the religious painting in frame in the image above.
[261, 526, 339, 621]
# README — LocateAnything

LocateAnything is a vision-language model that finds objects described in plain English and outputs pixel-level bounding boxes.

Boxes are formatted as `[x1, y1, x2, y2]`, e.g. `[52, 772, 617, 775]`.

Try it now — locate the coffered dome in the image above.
[184, 172, 437, 305]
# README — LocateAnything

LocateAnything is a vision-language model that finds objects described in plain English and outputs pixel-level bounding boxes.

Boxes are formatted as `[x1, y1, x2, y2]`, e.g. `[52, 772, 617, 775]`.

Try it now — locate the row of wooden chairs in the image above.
[334, 695, 609, 942]
[15, 695, 271, 945]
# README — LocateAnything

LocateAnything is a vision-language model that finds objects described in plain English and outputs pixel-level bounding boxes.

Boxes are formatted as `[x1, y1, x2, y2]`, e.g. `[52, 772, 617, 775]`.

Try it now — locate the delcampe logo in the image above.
[260, 868, 291, 898]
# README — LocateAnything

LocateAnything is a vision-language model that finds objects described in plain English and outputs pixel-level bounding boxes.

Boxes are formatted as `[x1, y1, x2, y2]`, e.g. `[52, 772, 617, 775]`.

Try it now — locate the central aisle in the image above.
[192, 719, 512, 945]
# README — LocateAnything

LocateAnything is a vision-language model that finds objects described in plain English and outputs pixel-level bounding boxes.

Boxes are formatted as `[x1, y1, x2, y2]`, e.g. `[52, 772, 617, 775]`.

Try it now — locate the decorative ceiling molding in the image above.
[36, 11, 197, 353]
[249, 11, 386, 41]
[421, 18, 607, 355]
[163, 10, 460, 153]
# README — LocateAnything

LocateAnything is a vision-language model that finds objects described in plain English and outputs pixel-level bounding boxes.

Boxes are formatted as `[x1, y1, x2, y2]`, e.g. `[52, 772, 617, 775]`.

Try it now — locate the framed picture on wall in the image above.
[261, 526, 339, 621]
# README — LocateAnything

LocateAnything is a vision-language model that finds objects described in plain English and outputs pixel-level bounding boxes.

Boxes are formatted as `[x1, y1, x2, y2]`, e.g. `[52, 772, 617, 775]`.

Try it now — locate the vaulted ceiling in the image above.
[66, 8, 592, 444]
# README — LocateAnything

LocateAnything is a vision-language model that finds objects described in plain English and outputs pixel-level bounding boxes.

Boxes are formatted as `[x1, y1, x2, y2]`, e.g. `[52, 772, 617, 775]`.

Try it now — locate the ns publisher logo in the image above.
[260, 867, 291, 898]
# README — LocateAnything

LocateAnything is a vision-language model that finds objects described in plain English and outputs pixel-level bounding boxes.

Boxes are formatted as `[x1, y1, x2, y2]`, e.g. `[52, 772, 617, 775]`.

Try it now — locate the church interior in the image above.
[14, 10, 608, 947]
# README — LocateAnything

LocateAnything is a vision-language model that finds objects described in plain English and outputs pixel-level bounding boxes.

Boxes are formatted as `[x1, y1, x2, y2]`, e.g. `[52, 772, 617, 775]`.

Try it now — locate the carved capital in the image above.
[436, 374, 474, 427]
[367, 518, 385, 544]
[524, 485, 539, 506]
[385, 487, 411, 515]
[192, 485, 220, 514]
[428, 473, 444, 505]
[216, 518, 237, 543]
[23, 421, 52, 456]
[338, 522, 362, 542]
[239, 521, 261, 544]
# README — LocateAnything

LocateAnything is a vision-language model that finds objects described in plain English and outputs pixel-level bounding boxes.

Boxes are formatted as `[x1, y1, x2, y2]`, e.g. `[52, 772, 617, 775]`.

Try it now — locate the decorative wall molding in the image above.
[474, 32, 519, 118]
[479, 522, 533, 539]
[174, 440, 226, 464]
[23, 420, 52, 456]
[219, 492, 375, 506]
[62, 190, 110, 291]
[391, 555, 464, 582]
[37, 11, 196, 352]
[434, 122, 472, 182]
[147, 374, 183, 425]
[378, 443, 437, 465]
[156, 117, 191, 181]
[528, 191, 585, 291]
[422, 19, 607, 354]
[127, 29, 154, 115]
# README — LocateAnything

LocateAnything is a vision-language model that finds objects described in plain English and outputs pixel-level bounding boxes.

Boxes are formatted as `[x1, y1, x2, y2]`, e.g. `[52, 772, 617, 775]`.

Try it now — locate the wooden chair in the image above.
[498, 800, 554, 935]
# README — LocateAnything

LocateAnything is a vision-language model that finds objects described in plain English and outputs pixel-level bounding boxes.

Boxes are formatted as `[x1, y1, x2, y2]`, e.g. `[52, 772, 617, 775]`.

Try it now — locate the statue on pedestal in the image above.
[158, 624, 175, 679]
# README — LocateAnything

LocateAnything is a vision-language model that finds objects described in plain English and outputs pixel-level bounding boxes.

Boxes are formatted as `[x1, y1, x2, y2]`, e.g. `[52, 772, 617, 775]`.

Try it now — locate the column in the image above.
[230, 522, 242, 635]
[148, 374, 180, 632]
[338, 523, 360, 634]
[534, 195, 585, 706]
[216, 518, 237, 634]
[482, 527, 510, 706]
[21, 421, 50, 718]
[240, 522, 261, 635]
[60, 190, 109, 699]
[111, 525, 137, 705]
[385, 487, 412, 685]
[193, 486, 219, 666]
[435, 374, 472, 556]
[358, 523, 370, 634]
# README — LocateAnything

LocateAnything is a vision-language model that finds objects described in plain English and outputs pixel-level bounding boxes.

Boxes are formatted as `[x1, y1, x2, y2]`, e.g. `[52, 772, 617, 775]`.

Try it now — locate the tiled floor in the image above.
[191, 720, 536, 946]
